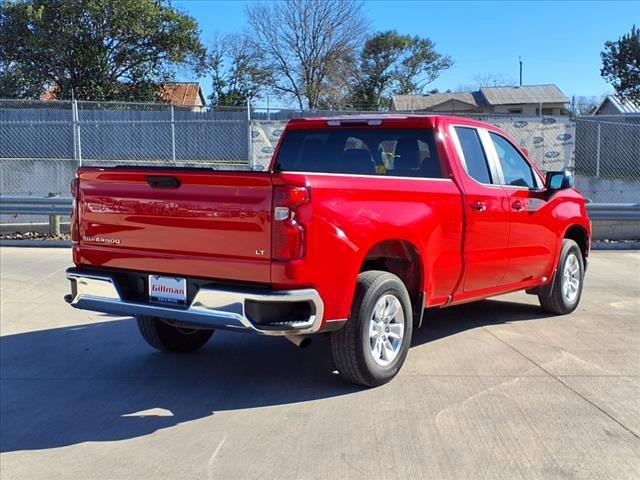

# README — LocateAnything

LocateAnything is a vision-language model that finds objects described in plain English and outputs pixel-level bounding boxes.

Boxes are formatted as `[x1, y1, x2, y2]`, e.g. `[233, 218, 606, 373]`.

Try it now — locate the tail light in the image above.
[70, 178, 79, 197]
[70, 177, 80, 242]
[272, 186, 309, 260]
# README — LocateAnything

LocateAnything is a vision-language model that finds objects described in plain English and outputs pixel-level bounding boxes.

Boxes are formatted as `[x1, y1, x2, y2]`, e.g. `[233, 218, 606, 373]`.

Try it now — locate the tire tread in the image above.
[136, 315, 214, 353]
[137, 315, 169, 352]
[539, 239, 583, 315]
[330, 271, 411, 387]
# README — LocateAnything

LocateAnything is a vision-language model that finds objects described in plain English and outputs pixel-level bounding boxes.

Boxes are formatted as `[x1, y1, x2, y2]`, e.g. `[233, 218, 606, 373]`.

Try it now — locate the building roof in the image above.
[593, 95, 640, 115]
[479, 84, 568, 105]
[41, 82, 206, 107]
[40, 87, 58, 101]
[159, 82, 206, 107]
[392, 92, 481, 111]
[391, 84, 569, 112]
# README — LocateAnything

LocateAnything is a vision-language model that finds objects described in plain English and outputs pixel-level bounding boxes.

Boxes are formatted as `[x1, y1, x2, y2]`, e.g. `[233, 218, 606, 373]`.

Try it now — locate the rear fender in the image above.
[348, 238, 426, 325]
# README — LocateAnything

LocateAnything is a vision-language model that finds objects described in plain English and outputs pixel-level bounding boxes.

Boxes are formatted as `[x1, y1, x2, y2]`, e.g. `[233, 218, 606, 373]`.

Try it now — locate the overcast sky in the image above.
[175, 0, 638, 105]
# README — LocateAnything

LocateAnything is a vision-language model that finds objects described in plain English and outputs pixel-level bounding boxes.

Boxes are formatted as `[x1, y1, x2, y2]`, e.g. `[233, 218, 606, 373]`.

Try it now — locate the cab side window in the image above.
[489, 132, 536, 188]
[454, 127, 492, 184]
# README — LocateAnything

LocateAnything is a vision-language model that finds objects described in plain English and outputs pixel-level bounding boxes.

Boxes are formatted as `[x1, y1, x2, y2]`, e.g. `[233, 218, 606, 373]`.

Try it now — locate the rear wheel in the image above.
[538, 239, 584, 314]
[136, 315, 214, 353]
[330, 271, 413, 387]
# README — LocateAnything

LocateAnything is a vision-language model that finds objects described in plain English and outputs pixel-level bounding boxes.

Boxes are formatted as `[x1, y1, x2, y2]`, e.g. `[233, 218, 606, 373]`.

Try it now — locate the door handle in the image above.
[511, 200, 525, 211]
[470, 201, 487, 212]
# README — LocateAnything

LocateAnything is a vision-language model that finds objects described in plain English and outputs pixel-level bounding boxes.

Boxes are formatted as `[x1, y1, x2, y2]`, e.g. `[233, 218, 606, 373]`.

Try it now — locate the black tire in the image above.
[330, 271, 413, 387]
[538, 239, 584, 315]
[136, 315, 214, 353]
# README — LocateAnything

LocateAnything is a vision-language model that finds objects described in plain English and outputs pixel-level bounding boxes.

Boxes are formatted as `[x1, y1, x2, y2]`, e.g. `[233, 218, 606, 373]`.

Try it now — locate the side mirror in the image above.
[545, 170, 574, 190]
[521, 148, 530, 158]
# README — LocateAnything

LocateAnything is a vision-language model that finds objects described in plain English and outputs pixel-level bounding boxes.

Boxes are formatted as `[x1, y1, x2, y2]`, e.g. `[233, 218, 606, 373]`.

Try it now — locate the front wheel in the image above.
[330, 271, 413, 387]
[136, 315, 214, 353]
[538, 239, 584, 314]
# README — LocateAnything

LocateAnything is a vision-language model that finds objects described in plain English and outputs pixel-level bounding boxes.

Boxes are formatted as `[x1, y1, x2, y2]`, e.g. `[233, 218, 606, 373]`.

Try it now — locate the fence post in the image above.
[595, 123, 601, 178]
[48, 192, 61, 236]
[247, 99, 253, 170]
[170, 105, 176, 162]
[71, 100, 82, 167]
[71, 101, 77, 164]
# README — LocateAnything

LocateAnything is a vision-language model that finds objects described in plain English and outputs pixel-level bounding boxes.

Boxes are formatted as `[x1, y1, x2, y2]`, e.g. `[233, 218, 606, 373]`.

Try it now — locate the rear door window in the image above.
[454, 127, 492, 184]
[274, 128, 442, 178]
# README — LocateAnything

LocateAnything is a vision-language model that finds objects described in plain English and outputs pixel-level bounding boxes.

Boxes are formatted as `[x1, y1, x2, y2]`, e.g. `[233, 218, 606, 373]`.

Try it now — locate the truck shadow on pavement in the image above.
[1, 298, 551, 452]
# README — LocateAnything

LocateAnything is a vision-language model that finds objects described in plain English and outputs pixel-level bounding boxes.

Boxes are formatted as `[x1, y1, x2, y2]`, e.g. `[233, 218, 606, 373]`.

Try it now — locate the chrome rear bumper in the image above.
[65, 269, 325, 336]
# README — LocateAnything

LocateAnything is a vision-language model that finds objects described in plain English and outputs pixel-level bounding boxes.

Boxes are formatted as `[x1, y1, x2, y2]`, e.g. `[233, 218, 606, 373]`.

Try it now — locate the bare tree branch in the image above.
[245, 0, 368, 109]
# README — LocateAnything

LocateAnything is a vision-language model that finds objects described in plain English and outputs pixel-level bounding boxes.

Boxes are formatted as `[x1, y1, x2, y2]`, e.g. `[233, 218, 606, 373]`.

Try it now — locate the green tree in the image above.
[208, 34, 269, 107]
[0, 0, 206, 101]
[350, 31, 452, 110]
[601, 25, 640, 103]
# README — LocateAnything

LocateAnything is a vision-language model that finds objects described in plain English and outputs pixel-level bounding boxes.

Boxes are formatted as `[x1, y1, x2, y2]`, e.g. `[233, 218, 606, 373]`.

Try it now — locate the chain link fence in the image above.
[1, 98, 639, 208]
[574, 116, 640, 203]
[250, 109, 639, 203]
[0, 99, 250, 198]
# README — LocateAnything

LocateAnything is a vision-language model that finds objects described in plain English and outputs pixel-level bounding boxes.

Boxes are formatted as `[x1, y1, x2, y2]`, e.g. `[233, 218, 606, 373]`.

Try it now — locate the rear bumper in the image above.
[65, 268, 325, 336]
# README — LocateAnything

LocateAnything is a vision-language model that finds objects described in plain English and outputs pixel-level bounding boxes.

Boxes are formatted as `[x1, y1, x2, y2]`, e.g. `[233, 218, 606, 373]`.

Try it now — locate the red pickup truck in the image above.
[65, 115, 590, 386]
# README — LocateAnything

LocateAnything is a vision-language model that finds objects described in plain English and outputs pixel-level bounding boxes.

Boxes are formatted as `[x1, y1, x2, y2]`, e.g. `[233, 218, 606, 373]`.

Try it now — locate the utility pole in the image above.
[519, 56, 523, 86]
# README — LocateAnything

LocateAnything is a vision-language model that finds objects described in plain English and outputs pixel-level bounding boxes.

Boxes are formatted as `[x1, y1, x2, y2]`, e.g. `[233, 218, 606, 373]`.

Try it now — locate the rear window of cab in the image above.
[273, 128, 442, 178]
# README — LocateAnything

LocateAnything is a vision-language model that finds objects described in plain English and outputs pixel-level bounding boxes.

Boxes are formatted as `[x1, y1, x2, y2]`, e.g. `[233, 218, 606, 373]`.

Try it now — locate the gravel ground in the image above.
[0, 232, 71, 241]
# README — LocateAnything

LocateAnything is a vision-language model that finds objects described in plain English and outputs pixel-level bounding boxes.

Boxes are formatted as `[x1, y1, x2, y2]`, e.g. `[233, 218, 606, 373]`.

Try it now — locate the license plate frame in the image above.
[148, 275, 187, 306]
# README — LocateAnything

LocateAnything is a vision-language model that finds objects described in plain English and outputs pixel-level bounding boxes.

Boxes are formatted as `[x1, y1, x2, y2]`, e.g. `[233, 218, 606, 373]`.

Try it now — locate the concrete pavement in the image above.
[1, 247, 639, 479]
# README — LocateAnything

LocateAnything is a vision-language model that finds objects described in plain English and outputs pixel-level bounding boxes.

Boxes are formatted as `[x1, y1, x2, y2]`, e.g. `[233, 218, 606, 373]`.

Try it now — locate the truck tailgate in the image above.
[76, 168, 273, 283]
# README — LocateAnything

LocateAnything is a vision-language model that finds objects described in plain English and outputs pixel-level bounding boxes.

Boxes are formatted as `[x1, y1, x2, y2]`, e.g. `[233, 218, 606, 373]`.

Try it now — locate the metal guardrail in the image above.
[0, 197, 638, 233]
[1, 195, 72, 235]
[0, 196, 72, 215]
[586, 203, 640, 221]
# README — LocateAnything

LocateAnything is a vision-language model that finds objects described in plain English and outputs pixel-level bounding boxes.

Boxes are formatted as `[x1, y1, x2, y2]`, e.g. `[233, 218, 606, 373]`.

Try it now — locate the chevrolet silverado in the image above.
[65, 115, 591, 386]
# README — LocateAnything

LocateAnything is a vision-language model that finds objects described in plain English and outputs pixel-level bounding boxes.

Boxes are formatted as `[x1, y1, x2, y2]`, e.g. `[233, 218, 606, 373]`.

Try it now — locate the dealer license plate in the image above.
[149, 275, 187, 305]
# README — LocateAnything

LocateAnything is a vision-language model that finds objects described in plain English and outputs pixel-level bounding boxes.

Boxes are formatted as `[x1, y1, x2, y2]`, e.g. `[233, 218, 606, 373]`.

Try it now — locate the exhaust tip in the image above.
[285, 335, 312, 348]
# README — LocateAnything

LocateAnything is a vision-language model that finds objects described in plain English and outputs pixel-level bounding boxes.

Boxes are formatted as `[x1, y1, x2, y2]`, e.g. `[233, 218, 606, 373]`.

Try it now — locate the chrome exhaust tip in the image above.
[285, 335, 312, 348]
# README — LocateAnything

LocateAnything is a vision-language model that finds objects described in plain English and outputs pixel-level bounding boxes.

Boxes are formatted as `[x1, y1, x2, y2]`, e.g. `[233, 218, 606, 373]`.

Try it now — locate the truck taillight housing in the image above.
[70, 177, 80, 242]
[272, 186, 309, 261]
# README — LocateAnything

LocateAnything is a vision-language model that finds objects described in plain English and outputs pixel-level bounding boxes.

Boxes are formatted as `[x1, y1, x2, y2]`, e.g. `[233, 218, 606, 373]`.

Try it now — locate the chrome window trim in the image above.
[277, 171, 453, 182]
[478, 128, 506, 185]
[502, 184, 544, 191]
[448, 124, 504, 190]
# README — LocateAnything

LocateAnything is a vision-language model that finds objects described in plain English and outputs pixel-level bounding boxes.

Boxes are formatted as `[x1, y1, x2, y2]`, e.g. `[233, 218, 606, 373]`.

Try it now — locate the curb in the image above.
[0, 240, 72, 248]
[591, 242, 640, 250]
